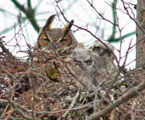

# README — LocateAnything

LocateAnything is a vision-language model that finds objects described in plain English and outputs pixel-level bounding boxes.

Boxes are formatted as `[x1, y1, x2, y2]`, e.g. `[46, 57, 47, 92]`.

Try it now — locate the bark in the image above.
[136, 0, 145, 68]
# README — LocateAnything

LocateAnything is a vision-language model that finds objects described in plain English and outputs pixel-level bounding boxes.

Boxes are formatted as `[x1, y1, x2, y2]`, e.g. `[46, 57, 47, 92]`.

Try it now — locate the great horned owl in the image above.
[89, 40, 115, 60]
[34, 15, 78, 55]
[33, 15, 82, 83]
[69, 48, 99, 90]
[69, 41, 118, 90]
[89, 40, 119, 81]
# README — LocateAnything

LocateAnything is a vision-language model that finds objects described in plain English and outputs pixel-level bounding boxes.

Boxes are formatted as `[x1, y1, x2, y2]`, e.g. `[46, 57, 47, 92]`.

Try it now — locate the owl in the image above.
[69, 48, 98, 90]
[69, 41, 118, 90]
[34, 14, 79, 55]
[33, 15, 82, 83]
[89, 41, 119, 80]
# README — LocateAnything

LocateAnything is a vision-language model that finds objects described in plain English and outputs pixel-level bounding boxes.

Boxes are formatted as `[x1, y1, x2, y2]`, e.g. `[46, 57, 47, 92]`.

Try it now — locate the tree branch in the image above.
[0, 36, 13, 57]
[89, 80, 145, 120]
[11, 0, 39, 32]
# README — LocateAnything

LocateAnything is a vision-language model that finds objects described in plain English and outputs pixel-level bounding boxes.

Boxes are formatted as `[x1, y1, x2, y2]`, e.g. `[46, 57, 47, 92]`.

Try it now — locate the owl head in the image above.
[89, 41, 115, 60]
[35, 15, 78, 55]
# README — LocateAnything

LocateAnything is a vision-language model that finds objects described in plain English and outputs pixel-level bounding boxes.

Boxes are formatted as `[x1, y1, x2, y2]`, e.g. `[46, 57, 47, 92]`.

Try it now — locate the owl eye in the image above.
[56, 36, 67, 45]
[84, 59, 92, 65]
[60, 37, 67, 42]
[92, 46, 101, 53]
[74, 59, 82, 65]
[43, 36, 50, 42]
[44, 38, 50, 42]
[100, 49, 111, 57]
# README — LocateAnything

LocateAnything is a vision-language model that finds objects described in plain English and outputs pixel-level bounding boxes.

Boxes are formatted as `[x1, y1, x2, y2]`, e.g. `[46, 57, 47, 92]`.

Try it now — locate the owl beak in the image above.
[51, 42, 57, 49]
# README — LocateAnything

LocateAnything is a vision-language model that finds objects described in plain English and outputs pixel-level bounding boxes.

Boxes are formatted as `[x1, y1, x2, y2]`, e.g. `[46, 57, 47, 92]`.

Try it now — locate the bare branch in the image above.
[89, 80, 145, 120]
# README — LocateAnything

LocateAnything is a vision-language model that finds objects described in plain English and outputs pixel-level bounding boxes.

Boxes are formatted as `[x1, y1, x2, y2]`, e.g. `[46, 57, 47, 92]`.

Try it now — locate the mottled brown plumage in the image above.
[34, 15, 78, 55]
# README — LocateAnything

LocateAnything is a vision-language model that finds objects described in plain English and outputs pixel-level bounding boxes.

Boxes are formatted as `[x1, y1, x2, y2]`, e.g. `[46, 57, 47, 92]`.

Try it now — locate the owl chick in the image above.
[69, 42, 118, 90]
[69, 48, 98, 90]
[69, 48, 112, 90]
[34, 15, 78, 55]
[89, 41, 119, 83]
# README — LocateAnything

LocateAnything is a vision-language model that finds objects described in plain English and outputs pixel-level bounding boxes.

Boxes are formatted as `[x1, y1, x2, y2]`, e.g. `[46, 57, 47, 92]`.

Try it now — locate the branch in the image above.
[89, 80, 145, 120]
[11, 0, 39, 32]
[0, 36, 13, 57]
[8, 100, 34, 120]
[86, 0, 117, 26]
[121, 0, 145, 34]
[0, 99, 34, 120]
[116, 31, 135, 42]
[63, 90, 80, 117]
[108, 0, 118, 43]
[55, 0, 120, 68]
[27, 0, 32, 9]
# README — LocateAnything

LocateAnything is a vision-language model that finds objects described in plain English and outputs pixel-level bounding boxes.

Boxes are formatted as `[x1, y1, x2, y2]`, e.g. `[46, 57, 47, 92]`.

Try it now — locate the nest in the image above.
[1, 44, 145, 120]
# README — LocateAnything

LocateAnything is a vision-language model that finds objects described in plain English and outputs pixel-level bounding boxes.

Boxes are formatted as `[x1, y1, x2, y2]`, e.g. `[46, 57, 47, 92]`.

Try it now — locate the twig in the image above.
[86, 0, 117, 26]
[63, 90, 80, 117]
[55, 0, 120, 68]
[96, 72, 120, 109]
[0, 99, 34, 120]
[8, 99, 35, 120]
[11, 0, 39, 32]
[0, 36, 13, 57]
[122, 38, 133, 67]
[121, 0, 145, 34]
[89, 80, 145, 120]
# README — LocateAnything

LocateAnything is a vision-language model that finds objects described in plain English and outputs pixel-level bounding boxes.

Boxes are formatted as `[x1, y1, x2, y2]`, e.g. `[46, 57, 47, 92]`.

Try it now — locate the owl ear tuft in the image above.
[43, 14, 56, 31]
[62, 20, 74, 36]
